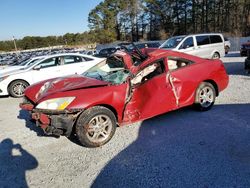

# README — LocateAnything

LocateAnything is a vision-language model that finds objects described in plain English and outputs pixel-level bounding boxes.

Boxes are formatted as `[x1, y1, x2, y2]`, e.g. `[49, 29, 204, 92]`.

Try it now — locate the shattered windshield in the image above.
[160, 36, 184, 49]
[82, 56, 130, 84]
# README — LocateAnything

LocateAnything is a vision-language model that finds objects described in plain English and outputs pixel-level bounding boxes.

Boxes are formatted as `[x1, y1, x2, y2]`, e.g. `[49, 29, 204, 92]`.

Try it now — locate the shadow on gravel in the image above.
[18, 109, 58, 138]
[92, 104, 250, 188]
[0, 138, 38, 188]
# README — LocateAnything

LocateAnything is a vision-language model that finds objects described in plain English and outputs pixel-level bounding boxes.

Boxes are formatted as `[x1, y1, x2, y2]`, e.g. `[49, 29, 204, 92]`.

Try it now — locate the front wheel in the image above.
[75, 106, 117, 147]
[8, 80, 29, 98]
[194, 82, 216, 111]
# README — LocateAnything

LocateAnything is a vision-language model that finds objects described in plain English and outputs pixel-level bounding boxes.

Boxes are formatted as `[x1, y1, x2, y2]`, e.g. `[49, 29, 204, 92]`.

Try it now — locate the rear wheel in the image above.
[194, 82, 216, 111]
[75, 106, 117, 147]
[8, 80, 29, 98]
[212, 52, 220, 59]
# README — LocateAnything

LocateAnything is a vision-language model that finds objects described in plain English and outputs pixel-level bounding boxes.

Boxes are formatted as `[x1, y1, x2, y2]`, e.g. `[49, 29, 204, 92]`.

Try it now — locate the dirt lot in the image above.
[0, 53, 250, 188]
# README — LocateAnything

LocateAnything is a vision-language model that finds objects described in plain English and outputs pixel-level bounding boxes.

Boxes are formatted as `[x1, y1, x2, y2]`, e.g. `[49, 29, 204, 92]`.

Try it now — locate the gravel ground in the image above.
[0, 52, 249, 188]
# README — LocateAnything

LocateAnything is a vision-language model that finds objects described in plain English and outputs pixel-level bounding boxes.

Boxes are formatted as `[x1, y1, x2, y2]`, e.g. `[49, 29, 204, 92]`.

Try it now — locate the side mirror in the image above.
[33, 65, 41, 70]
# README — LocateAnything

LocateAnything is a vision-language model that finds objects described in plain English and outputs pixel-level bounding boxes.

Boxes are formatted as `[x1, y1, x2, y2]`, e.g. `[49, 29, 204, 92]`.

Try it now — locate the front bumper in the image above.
[20, 99, 82, 137]
[0, 82, 9, 96]
[32, 112, 80, 136]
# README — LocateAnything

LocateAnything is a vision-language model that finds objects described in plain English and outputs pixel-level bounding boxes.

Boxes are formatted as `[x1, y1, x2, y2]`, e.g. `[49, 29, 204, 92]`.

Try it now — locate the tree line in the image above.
[1, 0, 249, 51]
[88, 0, 250, 42]
[0, 32, 96, 51]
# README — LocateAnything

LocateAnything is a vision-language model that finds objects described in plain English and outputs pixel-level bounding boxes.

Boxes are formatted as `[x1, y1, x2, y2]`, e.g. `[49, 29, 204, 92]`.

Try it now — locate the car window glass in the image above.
[83, 57, 93, 61]
[64, 56, 83, 64]
[180, 37, 194, 49]
[100, 49, 115, 55]
[87, 51, 93, 55]
[167, 57, 193, 71]
[98, 50, 104, 55]
[107, 56, 125, 68]
[160, 36, 184, 49]
[210, 35, 223, 43]
[38, 57, 58, 69]
[147, 42, 160, 48]
[196, 36, 210, 46]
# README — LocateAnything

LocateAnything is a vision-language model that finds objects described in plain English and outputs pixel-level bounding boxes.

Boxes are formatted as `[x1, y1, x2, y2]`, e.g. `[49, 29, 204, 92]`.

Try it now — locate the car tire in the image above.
[194, 82, 216, 111]
[225, 46, 229, 54]
[8, 80, 29, 98]
[75, 106, 117, 148]
[212, 52, 220, 59]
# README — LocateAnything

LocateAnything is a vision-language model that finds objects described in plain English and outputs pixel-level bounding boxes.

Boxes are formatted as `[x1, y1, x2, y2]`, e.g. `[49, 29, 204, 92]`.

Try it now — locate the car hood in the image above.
[0, 66, 28, 77]
[0, 66, 24, 74]
[25, 75, 110, 102]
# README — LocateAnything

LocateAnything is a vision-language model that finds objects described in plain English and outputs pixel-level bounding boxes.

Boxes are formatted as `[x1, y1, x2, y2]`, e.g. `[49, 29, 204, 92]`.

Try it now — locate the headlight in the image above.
[36, 97, 75, 110]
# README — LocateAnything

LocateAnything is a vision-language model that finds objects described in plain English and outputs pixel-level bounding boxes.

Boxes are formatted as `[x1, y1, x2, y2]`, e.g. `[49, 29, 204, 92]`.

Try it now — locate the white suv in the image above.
[160, 33, 225, 59]
[0, 53, 104, 97]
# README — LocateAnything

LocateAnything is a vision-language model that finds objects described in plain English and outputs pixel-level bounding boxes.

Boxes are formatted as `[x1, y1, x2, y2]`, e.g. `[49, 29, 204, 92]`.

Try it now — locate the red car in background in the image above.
[20, 46, 229, 147]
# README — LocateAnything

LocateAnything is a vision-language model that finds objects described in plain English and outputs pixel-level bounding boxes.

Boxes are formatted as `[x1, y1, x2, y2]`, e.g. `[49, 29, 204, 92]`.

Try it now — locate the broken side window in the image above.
[131, 59, 165, 85]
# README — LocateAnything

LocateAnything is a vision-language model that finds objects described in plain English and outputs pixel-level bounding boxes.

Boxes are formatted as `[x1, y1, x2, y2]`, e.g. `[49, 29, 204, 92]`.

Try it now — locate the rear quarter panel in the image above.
[170, 59, 228, 107]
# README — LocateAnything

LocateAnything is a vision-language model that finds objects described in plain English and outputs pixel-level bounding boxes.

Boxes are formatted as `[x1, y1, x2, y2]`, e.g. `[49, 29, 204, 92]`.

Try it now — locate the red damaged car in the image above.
[20, 47, 229, 147]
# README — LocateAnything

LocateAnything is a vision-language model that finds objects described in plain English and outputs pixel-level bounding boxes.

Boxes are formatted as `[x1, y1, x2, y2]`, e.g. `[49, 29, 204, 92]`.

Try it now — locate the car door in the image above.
[194, 35, 211, 58]
[30, 57, 62, 84]
[166, 56, 198, 107]
[123, 59, 177, 123]
[178, 36, 196, 55]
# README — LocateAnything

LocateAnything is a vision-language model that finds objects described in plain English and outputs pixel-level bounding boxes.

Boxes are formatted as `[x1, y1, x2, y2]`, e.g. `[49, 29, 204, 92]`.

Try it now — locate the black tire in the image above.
[212, 52, 220, 59]
[194, 82, 216, 111]
[225, 46, 229, 54]
[75, 106, 117, 148]
[8, 80, 29, 98]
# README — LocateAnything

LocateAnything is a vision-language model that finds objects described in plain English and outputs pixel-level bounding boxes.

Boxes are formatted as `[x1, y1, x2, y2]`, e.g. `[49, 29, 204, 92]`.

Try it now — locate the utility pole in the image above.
[12, 36, 19, 60]
[12, 36, 17, 51]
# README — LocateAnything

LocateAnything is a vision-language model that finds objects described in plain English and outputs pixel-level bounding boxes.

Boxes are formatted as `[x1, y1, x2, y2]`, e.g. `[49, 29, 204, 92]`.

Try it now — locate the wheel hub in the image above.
[86, 115, 112, 143]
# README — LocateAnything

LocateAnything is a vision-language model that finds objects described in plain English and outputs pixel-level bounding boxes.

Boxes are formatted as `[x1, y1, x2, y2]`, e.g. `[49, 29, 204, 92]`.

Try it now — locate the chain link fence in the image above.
[228, 37, 250, 51]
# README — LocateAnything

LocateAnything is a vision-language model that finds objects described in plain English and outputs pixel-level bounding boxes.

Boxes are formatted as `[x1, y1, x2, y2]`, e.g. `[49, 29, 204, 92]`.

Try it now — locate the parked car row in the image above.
[94, 33, 232, 60]
[0, 47, 94, 66]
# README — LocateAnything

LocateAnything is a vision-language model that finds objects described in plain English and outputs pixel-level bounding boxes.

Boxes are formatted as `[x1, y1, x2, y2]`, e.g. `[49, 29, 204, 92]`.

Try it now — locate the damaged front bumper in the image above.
[20, 99, 82, 137]
[31, 110, 81, 137]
